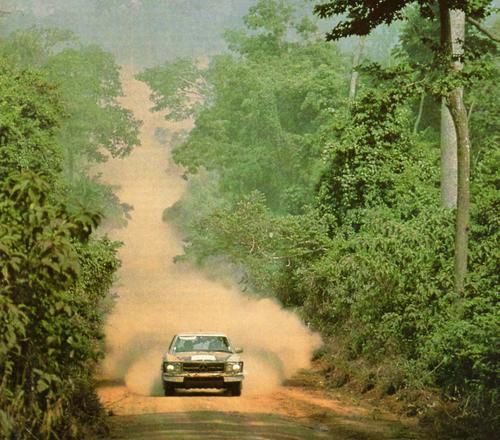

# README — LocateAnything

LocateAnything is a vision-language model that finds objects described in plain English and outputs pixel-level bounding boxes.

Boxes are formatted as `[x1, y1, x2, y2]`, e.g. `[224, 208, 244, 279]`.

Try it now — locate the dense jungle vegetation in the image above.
[0, 27, 140, 438]
[0, 0, 497, 438]
[139, 1, 499, 438]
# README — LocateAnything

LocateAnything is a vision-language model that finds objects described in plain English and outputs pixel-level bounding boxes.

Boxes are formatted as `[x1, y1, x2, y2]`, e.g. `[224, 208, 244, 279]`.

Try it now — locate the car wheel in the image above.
[163, 382, 176, 396]
[228, 382, 242, 397]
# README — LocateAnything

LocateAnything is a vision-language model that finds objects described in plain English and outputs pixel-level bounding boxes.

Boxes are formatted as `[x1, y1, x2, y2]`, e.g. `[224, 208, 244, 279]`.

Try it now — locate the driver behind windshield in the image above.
[175, 336, 229, 352]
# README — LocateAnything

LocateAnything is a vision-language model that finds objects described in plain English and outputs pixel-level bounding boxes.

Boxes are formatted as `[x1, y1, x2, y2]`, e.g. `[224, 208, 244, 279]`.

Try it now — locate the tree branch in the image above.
[413, 92, 425, 135]
[179, 76, 201, 90]
[466, 17, 500, 42]
[467, 100, 475, 123]
[180, 87, 202, 98]
[185, 90, 203, 98]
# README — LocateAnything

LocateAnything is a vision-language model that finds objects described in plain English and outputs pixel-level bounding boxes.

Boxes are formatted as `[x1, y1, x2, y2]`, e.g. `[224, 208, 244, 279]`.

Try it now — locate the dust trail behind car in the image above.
[97, 69, 322, 397]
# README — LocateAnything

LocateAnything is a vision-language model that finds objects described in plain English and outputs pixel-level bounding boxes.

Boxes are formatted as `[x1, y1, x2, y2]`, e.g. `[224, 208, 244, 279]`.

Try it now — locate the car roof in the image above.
[175, 332, 228, 337]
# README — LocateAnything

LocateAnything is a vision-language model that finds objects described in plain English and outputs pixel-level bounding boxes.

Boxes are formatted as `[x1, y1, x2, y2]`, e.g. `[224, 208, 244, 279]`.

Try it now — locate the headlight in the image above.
[163, 362, 182, 374]
[225, 362, 243, 373]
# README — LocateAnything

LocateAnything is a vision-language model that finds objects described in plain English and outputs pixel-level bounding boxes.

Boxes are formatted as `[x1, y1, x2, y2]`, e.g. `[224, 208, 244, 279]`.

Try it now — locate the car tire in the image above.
[228, 382, 242, 397]
[163, 382, 176, 396]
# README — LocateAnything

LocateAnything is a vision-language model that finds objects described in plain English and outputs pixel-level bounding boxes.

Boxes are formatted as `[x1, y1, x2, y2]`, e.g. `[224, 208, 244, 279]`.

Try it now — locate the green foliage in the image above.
[225, 0, 297, 56]
[469, 147, 499, 295]
[0, 27, 141, 223]
[139, 0, 498, 435]
[0, 51, 120, 439]
[394, 4, 499, 140]
[317, 83, 436, 227]
[139, 58, 207, 120]
[301, 208, 455, 350]
[314, 0, 492, 40]
[140, 1, 349, 212]
[314, 58, 496, 433]
[0, 58, 62, 180]
[313, 4, 498, 437]
[66, 174, 131, 229]
[170, 188, 330, 307]
[0, 171, 117, 439]
[421, 295, 499, 421]
[44, 44, 141, 165]
[466, 52, 499, 165]
[0, 27, 77, 68]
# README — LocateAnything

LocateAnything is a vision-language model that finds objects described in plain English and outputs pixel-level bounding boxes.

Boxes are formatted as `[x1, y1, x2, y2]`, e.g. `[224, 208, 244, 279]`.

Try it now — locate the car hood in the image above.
[164, 351, 240, 362]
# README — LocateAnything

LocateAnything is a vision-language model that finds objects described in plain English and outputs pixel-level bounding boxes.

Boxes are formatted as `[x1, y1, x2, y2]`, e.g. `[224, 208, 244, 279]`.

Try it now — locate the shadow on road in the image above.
[170, 388, 243, 397]
[105, 410, 422, 440]
[99, 381, 423, 440]
[106, 411, 331, 439]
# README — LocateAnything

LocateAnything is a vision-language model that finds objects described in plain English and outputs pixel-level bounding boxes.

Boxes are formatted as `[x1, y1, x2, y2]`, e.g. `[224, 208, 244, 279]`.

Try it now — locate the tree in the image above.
[313, 0, 494, 293]
[0, 27, 138, 439]
[0, 27, 141, 224]
[45, 45, 141, 175]
[349, 36, 365, 100]
[139, 0, 349, 212]
[0, 60, 62, 180]
[138, 1, 497, 431]
[0, 36, 121, 440]
[0, 170, 118, 439]
[0, 28, 141, 176]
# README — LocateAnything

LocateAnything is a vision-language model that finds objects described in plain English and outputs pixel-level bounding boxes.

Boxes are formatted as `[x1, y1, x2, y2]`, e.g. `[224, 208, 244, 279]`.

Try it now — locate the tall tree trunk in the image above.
[440, 99, 458, 207]
[349, 36, 365, 100]
[439, 5, 457, 208]
[448, 86, 470, 294]
[441, 6, 469, 293]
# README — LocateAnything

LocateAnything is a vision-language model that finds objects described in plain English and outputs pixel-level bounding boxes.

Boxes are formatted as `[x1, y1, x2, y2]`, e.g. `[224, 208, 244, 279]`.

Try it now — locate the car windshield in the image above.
[173, 335, 231, 353]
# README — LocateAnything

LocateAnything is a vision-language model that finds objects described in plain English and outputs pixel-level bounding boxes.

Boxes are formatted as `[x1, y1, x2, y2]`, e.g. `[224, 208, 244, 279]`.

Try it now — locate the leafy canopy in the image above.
[139, 0, 349, 212]
[314, 0, 492, 40]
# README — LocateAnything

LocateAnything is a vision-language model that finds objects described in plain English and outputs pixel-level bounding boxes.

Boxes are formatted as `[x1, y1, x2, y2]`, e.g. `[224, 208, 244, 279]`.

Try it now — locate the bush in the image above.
[0, 59, 120, 439]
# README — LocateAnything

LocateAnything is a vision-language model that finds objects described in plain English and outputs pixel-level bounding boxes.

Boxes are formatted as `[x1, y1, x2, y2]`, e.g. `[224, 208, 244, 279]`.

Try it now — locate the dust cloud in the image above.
[98, 69, 322, 396]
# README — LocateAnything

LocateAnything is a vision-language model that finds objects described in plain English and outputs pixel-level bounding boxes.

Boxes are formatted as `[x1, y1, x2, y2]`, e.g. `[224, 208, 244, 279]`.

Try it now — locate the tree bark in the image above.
[440, 98, 458, 207]
[448, 87, 470, 294]
[443, 7, 469, 293]
[349, 36, 365, 100]
[439, 4, 457, 208]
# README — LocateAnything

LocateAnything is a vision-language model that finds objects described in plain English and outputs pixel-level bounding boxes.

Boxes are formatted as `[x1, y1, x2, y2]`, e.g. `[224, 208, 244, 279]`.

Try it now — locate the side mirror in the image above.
[234, 347, 243, 354]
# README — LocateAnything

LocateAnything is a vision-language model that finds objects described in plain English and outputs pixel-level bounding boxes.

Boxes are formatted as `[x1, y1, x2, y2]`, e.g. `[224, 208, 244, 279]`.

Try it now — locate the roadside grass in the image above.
[286, 343, 495, 440]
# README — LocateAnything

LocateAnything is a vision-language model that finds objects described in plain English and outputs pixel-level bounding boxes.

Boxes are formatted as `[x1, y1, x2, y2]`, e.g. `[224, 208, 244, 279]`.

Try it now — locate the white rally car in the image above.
[161, 333, 244, 396]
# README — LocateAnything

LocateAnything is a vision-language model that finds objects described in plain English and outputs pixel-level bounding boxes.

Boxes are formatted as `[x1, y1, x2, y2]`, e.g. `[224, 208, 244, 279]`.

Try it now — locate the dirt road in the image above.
[97, 70, 422, 439]
[99, 376, 422, 439]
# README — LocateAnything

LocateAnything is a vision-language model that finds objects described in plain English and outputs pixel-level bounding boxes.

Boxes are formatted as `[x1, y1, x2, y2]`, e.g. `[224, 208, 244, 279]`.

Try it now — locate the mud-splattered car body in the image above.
[161, 333, 244, 396]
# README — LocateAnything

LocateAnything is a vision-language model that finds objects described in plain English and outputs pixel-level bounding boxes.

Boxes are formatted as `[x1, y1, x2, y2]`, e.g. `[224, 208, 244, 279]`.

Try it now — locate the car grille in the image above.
[182, 362, 225, 373]
[183, 377, 225, 389]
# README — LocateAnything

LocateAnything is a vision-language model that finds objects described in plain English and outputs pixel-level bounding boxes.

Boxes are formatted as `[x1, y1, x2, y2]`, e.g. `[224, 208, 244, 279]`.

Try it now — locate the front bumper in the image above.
[162, 373, 245, 383]
[163, 372, 244, 387]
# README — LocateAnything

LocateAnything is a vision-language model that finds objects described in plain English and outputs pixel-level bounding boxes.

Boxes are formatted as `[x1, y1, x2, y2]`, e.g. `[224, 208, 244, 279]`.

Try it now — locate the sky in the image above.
[1, 0, 257, 65]
[0, 0, 408, 67]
